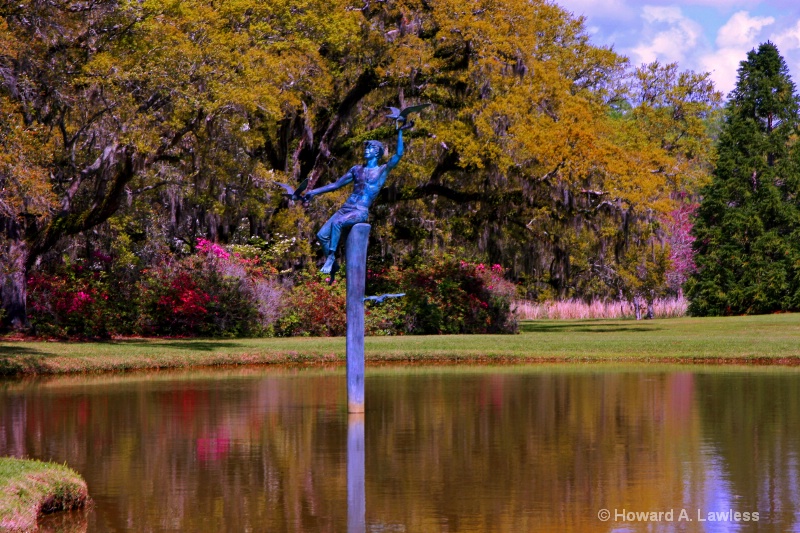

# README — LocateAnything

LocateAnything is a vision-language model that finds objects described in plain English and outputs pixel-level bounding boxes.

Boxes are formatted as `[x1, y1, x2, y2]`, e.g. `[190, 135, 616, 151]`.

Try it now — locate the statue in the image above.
[301, 104, 429, 278]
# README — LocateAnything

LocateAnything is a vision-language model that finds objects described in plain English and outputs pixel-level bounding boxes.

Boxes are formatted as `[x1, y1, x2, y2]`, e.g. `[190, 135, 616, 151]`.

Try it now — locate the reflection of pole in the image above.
[346, 223, 370, 414]
[347, 413, 366, 533]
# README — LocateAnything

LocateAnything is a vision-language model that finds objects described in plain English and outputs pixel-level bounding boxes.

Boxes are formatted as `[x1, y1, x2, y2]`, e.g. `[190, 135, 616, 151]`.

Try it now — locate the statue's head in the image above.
[363, 140, 384, 160]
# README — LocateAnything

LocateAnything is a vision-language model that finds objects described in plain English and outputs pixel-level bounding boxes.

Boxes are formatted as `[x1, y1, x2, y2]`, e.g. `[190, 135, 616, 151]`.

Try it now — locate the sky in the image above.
[556, 0, 800, 97]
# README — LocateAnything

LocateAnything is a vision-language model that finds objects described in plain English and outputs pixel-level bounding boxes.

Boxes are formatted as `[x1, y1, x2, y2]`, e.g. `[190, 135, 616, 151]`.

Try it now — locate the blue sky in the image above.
[556, 0, 800, 96]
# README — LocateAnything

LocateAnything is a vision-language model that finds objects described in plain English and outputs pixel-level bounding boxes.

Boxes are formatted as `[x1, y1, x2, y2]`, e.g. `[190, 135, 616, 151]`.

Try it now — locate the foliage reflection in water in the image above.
[1, 365, 799, 532]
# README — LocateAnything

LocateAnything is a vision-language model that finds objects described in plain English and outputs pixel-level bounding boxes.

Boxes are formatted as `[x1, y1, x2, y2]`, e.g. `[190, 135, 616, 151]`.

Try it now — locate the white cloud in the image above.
[557, 0, 800, 97]
[772, 20, 800, 51]
[715, 11, 774, 48]
[641, 6, 685, 24]
[629, 6, 704, 65]
[699, 49, 749, 94]
[698, 11, 776, 94]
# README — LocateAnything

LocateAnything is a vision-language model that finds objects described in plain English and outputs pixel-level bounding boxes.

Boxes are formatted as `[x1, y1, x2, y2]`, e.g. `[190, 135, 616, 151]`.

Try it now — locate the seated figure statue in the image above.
[303, 124, 404, 276]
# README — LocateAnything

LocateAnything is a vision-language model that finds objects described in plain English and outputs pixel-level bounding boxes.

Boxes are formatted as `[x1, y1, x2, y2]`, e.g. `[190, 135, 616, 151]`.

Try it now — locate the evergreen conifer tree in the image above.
[688, 42, 800, 315]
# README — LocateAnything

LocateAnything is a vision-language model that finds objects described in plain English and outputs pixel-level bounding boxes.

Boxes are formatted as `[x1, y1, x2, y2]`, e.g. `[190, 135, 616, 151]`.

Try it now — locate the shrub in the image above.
[27, 260, 117, 339]
[27, 238, 287, 339]
[275, 275, 347, 336]
[26, 244, 517, 337]
[137, 263, 214, 336]
[137, 255, 263, 337]
[368, 257, 518, 334]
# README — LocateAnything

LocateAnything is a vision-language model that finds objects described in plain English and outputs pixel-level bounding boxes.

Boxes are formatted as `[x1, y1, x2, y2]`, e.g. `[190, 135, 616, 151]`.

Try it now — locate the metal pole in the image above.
[345, 223, 369, 414]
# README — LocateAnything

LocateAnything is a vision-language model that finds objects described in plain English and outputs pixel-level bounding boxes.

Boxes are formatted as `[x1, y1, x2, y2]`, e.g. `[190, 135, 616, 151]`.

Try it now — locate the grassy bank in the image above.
[2, 314, 800, 376]
[0, 458, 88, 531]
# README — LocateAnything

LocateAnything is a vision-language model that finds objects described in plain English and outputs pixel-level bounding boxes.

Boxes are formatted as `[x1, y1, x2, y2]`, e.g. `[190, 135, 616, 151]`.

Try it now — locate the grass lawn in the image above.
[0, 458, 88, 531]
[2, 314, 800, 376]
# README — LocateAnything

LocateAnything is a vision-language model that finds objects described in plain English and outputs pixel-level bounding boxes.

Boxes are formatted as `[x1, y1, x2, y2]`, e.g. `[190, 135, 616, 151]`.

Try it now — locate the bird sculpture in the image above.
[363, 293, 406, 304]
[385, 103, 430, 130]
[273, 178, 309, 202]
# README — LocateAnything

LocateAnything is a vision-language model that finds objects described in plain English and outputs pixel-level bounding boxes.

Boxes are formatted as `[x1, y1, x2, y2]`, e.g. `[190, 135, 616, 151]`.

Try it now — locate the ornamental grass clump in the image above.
[513, 297, 688, 320]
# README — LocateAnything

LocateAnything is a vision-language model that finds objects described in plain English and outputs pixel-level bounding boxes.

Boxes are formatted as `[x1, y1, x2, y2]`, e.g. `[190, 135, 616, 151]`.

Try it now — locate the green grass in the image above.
[0, 458, 88, 531]
[2, 314, 800, 376]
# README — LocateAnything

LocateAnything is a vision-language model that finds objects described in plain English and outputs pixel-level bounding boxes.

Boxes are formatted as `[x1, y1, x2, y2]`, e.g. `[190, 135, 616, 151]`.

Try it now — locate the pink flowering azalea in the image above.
[60, 290, 96, 313]
[196, 238, 230, 259]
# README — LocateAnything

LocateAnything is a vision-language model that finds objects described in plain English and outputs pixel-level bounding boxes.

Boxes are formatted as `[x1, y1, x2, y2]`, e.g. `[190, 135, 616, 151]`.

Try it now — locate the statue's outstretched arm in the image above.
[304, 167, 356, 200]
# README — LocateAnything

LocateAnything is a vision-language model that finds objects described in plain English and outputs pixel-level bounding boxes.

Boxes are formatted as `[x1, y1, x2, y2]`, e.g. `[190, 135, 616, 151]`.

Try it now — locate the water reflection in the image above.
[1, 366, 799, 532]
[348, 414, 365, 533]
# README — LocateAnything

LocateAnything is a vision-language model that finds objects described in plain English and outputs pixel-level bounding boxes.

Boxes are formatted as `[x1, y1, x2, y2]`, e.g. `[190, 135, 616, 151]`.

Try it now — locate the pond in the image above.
[1, 364, 799, 532]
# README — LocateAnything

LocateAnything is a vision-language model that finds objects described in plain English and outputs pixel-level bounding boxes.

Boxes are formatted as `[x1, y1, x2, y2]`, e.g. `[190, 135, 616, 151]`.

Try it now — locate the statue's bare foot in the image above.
[321, 255, 335, 274]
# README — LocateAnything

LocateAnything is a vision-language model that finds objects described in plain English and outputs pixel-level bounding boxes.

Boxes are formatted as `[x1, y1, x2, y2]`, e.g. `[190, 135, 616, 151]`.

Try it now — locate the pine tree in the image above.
[687, 42, 800, 315]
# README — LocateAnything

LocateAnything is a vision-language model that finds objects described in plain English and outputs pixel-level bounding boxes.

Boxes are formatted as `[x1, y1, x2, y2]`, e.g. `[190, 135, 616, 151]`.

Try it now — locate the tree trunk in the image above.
[1, 237, 29, 331]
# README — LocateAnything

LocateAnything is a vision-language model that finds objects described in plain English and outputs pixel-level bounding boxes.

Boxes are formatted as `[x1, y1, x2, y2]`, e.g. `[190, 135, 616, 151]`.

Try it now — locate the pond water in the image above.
[1, 364, 799, 532]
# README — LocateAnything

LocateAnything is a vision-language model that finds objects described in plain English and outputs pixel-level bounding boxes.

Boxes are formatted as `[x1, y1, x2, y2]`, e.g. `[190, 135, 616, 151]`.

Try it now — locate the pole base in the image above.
[348, 401, 365, 414]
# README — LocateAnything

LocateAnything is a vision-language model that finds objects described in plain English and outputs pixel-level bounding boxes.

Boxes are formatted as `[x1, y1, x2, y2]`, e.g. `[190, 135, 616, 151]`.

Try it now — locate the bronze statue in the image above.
[302, 104, 428, 277]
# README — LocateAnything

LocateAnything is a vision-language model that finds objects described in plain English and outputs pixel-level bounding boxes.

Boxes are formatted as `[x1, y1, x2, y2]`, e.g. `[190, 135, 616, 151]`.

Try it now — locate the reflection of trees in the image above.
[0, 371, 350, 532]
[696, 373, 800, 530]
[366, 371, 704, 532]
[1, 368, 798, 532]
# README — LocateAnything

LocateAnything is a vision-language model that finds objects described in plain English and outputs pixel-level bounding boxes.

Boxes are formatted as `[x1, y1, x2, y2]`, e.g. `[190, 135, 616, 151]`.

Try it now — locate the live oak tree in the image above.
[0, 0, 300, 328]
[2, 0, 724, 329]
[300, 1, 721, 302]
[688, 42, 800, 315]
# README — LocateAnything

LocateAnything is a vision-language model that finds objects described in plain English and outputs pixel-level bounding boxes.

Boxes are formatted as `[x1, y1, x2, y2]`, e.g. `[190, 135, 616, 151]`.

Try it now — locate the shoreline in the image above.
[3, 314, 800, 376]
[2, 345, 800, 378]
[0, 458, 89, 532]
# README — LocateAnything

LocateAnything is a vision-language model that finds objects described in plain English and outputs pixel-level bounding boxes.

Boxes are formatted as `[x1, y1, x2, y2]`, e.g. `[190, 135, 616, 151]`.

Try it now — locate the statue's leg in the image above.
[317, 218, 335, 257]
[319, 214, 342, 274]
[327, 217, 347, 257]
[321, 209, 367, 276]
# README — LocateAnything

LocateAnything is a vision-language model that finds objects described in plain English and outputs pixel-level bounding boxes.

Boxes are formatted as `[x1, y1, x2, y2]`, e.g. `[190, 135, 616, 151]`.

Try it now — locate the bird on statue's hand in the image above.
[385, 104, 430, 130]
[273, 178, 309, 202]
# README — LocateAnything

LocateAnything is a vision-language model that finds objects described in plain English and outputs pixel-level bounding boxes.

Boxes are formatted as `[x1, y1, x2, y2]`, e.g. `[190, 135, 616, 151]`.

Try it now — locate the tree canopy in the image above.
[2, 0, 723, 330]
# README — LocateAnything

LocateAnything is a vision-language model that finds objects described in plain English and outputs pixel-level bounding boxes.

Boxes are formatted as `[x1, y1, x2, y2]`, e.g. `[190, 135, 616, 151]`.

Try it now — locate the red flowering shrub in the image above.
[25, 239, 516, 338]
[137, 256, 262, 337]
[27, 264, 116, 338]
[275, 276, 347, 336]
[274, 257, 518, 336]
[138, 266, 213, 335]
[27, 238, 276, 338]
